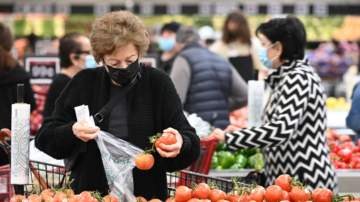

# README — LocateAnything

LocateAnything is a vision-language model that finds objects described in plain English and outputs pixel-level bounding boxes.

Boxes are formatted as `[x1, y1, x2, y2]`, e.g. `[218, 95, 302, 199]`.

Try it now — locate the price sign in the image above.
[24, 56, 60, 84]
[215, 3, 227, 15]
[295, 2, 309, 15]
[314, 2, 328, 17]
[199, 2, 212, 15]
[244, 2, 259, 15]
[56, 3, 71, 14]
[94, 3, 110, 16]
[167, 2, 181, 15]
[141, 53, 159, 69]
[140, 2, 154, 15]
[267, 2, 282, 15]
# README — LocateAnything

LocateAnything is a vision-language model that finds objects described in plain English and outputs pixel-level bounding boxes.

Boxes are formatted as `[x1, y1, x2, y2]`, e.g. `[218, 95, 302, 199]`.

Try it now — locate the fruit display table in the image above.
[209, 169, 360, 196]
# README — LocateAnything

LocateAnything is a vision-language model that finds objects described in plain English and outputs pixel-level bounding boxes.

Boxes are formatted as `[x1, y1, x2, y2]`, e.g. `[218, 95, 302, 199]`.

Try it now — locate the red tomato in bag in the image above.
[265, 185, 283, 202]
[192, 183, 211, 199]
[290, 187, 310, 202]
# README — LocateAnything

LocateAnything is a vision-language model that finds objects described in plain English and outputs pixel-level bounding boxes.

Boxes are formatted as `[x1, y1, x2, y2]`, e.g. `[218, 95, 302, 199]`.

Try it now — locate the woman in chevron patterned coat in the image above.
[211, 16, 338, 191]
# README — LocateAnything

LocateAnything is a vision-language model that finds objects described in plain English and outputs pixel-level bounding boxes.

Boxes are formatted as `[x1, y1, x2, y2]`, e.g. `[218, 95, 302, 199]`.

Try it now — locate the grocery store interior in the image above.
[1, 0, 360, 201]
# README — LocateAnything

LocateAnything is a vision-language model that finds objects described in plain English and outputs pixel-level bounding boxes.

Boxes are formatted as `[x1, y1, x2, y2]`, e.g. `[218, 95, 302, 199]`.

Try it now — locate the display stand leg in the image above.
[14, 185, 25, 195]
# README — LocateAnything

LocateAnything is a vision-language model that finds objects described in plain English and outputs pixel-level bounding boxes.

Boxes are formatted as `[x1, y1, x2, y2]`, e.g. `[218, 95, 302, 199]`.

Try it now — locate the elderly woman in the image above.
[211, 15, 338, 191]
[35, 11, 200, 200]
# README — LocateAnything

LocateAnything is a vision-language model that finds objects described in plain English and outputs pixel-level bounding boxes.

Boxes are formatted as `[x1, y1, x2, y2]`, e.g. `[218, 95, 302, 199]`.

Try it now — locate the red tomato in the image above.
[313, 189, 333, 202]
[312, 188, 322, 201]
[239, 194, 251, 202]
[28, 195, 39, 202]
[327, 142, 339, 153]
[175, 186, 192, 202]
[249, 189, 264, 202]
[54, 192, 66, 202]
[41, 195, 53, 202]
[192, 183, 211, 199]
[209, 190, 227, 202]
[344, 196, 360, 202]
[255, 186, 265, 194]
[264, 185, 283, 202]
[338, 148, 353, 163]
[155, 132, 177, 149]
[103, 195, 119, 202]
[202, 199, 211, 202]
[148, 199, 162, 202]
[290, 187, 310, 202]
[80, 191, 92, 199]
[225, 193, 236, 202]
[41, 189, 55, 197]
[275, 174, 292, 192]
[136, 197, 147, 202]
[64, 189, 75, 196]
[135, 153, 155, 170]
[217, 200, 230, 202]
[165, 198, 175, 202]
[187, 199, 200, 202]
[281, 191, 291, 201]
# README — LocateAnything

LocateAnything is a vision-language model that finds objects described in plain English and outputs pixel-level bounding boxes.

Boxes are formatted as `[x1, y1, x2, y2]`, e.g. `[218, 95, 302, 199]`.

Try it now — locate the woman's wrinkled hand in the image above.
[224, 125, 241, 133]
[156, 127, 183, 158]
[72, 120, 100, 142]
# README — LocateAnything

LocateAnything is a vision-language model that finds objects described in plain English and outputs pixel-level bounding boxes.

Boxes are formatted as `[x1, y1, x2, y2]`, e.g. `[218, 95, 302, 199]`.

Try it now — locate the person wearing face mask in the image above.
[210, 16, 338, 192]
[43, 33, 96, 118]
[35, 11, 200, 200]
[210, 11, 267, 82]
[158, 21, 181, 74]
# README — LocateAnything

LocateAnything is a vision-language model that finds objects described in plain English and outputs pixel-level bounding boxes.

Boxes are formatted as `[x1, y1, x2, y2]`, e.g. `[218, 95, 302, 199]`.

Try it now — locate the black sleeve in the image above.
[35, 75, 82, 159]
[157, 72, 201, 172]
[24, 78, 36, 112]
[43, 76, 70, 118]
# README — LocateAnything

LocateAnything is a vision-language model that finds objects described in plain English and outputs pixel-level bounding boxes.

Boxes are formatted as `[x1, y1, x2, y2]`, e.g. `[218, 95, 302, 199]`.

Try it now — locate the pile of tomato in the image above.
[161, 174, 358, 202]
[327, 140, 360, 169]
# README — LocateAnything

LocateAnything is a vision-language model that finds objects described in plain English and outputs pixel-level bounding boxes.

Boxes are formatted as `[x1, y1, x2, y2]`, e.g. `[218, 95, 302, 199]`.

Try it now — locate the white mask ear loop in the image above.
[267, 43, 278, 61]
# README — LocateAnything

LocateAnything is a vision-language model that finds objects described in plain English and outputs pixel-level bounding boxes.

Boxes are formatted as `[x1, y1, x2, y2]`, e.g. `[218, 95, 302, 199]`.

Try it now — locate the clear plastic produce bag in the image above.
[74, 105, 143, 202]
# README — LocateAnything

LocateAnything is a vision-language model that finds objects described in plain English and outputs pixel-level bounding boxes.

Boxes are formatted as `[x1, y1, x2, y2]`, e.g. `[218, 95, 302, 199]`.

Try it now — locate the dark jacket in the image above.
[0, 63, 36, 166]
[179, 41, 232, 129]
[346, 82, 360, 145]
[35, 65, 200, 200]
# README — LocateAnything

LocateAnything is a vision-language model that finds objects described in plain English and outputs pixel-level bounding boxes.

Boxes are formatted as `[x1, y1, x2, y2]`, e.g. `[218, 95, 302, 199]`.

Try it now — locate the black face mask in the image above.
[106, 59, 140, 86]
[228, 30, 239, 41]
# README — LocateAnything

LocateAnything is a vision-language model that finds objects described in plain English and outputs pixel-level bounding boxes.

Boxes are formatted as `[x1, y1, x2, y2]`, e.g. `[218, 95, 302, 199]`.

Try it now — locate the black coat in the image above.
[35, 65, 200, 200]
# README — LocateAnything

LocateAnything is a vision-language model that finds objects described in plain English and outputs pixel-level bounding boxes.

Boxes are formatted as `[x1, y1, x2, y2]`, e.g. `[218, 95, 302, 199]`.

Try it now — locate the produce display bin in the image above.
[0, 165, 14, 202]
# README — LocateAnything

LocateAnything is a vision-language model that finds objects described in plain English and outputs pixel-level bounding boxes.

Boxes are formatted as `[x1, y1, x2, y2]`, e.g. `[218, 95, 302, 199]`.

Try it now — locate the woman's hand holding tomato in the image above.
[156, 128, 183, 158]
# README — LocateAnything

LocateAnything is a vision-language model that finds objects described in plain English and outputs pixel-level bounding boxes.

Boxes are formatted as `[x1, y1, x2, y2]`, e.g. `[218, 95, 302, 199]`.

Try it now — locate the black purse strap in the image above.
[94, 72, 141, 125]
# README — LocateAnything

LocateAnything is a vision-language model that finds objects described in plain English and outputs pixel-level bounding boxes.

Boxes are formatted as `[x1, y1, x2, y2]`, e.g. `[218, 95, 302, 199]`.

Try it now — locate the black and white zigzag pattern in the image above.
[226, 57, 338, 191]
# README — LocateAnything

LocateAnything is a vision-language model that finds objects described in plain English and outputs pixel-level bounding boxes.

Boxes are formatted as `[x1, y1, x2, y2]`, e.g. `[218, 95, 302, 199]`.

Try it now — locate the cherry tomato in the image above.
[103, 195, 119, 202]
[155, 132, 177, 149]
[192, 183, 211, 199]
[175, 186, 192, 202]
[41, 189, 55, 197]
[313, 189, 333, 202]
[281, 191, 291, 201]
[338, 148, 353, 163]
[290, 187, 310, 202]
[275, 174, 292, 192]
[136, 197, 148, 202]
[249, 189, 264, 202]
[135, 153, 154, 170]
[209, 190, 227, 202]
[165, 198, 175, 202]
[264, 185, 283, 202]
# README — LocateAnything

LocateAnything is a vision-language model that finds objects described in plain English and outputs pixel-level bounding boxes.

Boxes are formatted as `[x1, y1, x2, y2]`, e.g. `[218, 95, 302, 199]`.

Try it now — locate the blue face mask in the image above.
[257, 43, 278, 69]
[85, 55, 97, 68]
[158, 38, 175, 52]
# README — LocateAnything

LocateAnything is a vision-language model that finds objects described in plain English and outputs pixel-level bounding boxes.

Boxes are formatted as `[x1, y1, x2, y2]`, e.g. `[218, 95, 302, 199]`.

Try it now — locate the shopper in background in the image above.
[210, 10, 267, 82]
[210, 15, 338, 191]
[0, 22, 36, 166]
[170, 26, 248, 129]
[43, 33, 96, 118]
[35, 11, 200, 200]
[346, 82, 360, 145]
[198, 25, 215, 48]
[158, 21, 181, 74]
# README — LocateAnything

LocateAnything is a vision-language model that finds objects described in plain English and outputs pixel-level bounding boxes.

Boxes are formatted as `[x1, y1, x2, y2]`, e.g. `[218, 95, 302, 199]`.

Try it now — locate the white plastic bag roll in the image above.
[248, 81, 264, 128]
[11, 103, 30, 184]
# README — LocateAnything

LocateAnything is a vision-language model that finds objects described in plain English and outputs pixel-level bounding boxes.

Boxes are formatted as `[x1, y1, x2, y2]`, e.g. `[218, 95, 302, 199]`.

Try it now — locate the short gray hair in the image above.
[176, 26, 200, 44]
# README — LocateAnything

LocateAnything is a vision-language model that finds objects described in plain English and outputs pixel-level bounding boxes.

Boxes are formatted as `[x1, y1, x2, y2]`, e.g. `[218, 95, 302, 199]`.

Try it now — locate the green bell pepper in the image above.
[247, 153, 264, 169]
[245, 149, 257, 156]
[229, 164, 242, 169]
[217, 151, 235, 169]
[211, 156, 218, 169]
[216, 143, 228, 151]
[234, 154, 247, 168]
